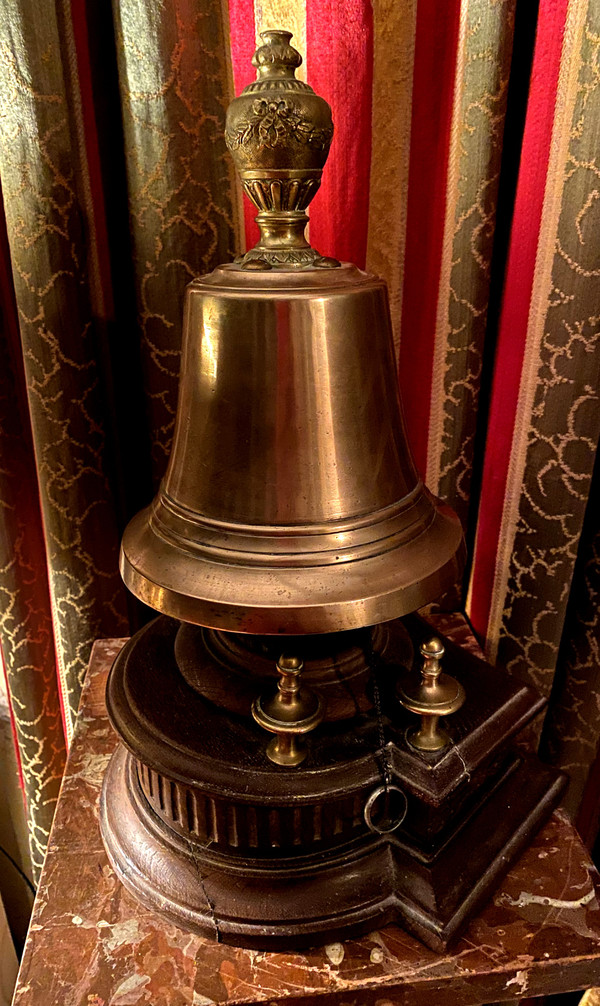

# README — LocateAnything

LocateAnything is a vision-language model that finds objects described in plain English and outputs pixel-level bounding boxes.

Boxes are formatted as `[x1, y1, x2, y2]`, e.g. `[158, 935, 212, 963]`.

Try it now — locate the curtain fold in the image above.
[112, 0, 242, 479]
[424, 0, 516, 527]
[366, 0, 417, 360]
[0, 0, 599, 877]
[467, 0, 600, 705]
[0, 0, 129, 751]
[540, 453, 600, 825]
[0, 193, 65, 881]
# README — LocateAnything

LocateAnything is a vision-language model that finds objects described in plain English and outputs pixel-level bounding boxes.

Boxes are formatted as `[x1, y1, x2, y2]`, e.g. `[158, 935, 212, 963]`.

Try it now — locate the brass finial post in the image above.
[225, 30, 338, 269]
[252, 655, 323, 766]
[398, 638, 465, 752]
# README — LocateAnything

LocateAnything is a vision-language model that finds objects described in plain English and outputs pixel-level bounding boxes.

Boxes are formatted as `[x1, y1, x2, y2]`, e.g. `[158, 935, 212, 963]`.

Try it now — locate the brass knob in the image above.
[225, 30, 334, 269]
[398, 638, 465, 752]
[252, 655, 323, 766]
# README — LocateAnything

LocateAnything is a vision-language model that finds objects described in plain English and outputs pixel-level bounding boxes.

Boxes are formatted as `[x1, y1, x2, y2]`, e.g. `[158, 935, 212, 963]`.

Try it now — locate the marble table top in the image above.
[12, 622, 600, 1006]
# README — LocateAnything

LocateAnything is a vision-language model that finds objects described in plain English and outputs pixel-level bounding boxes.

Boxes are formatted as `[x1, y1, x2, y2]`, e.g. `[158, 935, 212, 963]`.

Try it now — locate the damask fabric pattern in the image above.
[427, 0, 516, 526]
[468, 0, 600, 705]
[0, 0, 130, 866]
[0, 204, 65, 881]
[495, 0, 600, 695]
[541, 461, 600, 825]
[113, 0, 242, 480]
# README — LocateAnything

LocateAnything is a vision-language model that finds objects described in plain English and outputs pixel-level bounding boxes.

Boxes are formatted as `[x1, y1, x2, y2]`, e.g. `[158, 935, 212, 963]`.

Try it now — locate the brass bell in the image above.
[119, 30, 464, 636]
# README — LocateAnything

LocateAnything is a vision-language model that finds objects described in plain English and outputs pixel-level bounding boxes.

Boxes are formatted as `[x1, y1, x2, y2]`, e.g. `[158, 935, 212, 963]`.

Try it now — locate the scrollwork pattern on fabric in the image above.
[0, 2, 128, 748]
[541, 482, 600, 819]
[0, 310, 65, 880]
[113, 0, 241, 480]
[434, 0, 516, 526]
[497, 2, 600, 695]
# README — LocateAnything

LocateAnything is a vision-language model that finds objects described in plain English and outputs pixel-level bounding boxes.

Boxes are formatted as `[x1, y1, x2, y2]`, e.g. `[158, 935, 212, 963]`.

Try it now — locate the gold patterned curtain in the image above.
[0, 0, 240, 879]
[0, 0, 599, 889]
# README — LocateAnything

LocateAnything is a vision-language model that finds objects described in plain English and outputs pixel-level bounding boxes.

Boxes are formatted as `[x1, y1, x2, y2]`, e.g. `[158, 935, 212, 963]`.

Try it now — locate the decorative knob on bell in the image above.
[225, 29, 336, 270]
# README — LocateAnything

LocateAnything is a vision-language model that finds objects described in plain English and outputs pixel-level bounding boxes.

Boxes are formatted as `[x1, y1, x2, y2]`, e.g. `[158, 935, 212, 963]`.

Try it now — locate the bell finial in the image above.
[225, 30, 338, 269]
[251, 29, 302, 77]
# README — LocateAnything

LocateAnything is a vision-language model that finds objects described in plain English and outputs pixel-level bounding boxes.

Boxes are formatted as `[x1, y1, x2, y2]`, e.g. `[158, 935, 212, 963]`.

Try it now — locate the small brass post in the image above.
[252, 655, 323, 766]
[398, 638, 465, 752]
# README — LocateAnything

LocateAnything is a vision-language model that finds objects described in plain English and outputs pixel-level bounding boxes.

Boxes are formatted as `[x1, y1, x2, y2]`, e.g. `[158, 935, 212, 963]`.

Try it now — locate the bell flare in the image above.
[120, 262, 465, 634]
[120, 490, 465, 634]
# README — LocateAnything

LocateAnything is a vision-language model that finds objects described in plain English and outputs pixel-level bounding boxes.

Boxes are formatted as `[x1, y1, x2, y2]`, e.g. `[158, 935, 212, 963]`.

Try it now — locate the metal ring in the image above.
[363, 784, 407, 835]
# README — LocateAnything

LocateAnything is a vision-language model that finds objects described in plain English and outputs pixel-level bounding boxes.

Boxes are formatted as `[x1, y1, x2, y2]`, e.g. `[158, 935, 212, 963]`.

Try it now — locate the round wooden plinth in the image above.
[99, 615, 566, 950]
[100, 744, 395, 949]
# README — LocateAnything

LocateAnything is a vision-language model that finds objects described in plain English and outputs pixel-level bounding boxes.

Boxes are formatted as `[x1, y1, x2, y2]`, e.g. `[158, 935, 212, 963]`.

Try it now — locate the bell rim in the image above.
[119, 503, 465, 635]
[149, 481, 440, 568]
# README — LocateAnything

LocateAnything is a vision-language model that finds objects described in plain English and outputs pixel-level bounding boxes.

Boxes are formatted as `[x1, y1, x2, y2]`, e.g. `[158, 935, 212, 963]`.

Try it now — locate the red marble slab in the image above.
[12, 623, 600, 1006]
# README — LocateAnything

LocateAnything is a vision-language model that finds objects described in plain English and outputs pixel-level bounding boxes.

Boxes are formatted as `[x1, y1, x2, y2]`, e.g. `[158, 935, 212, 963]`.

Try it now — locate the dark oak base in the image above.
[100, 615, 567, 951]
[101, 742, 565, 951]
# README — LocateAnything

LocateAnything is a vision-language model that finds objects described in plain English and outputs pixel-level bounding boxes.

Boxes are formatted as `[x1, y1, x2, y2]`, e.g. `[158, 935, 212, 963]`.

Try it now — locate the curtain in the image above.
[0, 0, 598, 883]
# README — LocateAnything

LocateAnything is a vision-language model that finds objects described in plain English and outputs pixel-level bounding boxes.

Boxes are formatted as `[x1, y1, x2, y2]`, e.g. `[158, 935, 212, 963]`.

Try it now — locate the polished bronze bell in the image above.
[120, 30, 464, 636]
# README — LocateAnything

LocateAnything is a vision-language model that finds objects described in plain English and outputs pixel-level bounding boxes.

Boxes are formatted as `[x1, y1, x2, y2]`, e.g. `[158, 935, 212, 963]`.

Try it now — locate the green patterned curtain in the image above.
[0, 0, 240, 880]
[112, 0, 241, 478]
[0, 0, 128, 877]
[0, 195, 65, 878]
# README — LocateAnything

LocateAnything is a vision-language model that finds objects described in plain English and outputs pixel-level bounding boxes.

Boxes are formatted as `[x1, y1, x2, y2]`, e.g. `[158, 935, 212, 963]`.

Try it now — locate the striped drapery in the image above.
[0, 0, 598, 881]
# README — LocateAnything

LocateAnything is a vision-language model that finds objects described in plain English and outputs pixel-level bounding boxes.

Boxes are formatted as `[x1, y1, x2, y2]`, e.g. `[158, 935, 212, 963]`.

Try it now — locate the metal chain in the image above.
[364, 635, 391, 790]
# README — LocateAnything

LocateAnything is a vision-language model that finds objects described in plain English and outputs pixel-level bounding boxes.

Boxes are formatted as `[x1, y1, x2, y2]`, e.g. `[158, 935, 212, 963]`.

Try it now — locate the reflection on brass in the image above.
[119, 29, 465, 633]
[252, 654, 323, 766]
[120, 263, 465, 632]
[225, 30, 336, 269]
[399, 638, 466, 752]
[173, 620, 411, 722]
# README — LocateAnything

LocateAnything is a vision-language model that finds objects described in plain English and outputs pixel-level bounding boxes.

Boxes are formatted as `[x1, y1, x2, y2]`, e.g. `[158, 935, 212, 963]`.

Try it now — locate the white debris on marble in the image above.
[497, 888, 596, 910]
[325, 942, 345, 965]
[506, 970, 529, 994]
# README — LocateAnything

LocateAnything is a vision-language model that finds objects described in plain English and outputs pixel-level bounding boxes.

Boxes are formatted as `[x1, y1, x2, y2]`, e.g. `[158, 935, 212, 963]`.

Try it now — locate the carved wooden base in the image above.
[100, 615, 567, 951]
[101, 743, 565, 951]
